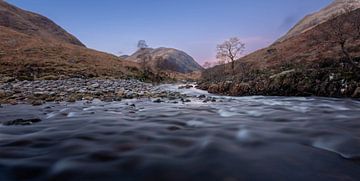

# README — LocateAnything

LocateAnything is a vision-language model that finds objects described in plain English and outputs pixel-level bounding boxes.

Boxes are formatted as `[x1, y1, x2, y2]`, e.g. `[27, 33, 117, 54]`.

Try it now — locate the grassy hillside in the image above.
[199, 9, 360, 98]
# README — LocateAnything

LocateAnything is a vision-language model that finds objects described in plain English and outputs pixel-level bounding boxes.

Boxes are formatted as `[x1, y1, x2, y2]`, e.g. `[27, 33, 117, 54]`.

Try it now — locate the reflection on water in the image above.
[0, 87, 360, 181]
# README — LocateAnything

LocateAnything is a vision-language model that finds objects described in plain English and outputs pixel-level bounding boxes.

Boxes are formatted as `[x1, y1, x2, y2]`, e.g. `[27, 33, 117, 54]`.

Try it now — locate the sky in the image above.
[7, 0, 332, 64]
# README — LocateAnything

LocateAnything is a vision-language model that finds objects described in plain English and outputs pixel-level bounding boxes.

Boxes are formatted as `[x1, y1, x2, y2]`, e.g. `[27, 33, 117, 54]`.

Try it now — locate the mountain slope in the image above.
[126, 47, 204, 74]
[0, 0, 84, 46]
[0, 26, 141, 79]
[199, 4, 360, 98]
[0, 1, 143, 80]
[278, 0, 360, 42]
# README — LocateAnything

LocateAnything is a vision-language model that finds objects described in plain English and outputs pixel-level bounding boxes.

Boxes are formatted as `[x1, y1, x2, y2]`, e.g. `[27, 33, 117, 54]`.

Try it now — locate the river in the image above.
[0, 84, 360, 181]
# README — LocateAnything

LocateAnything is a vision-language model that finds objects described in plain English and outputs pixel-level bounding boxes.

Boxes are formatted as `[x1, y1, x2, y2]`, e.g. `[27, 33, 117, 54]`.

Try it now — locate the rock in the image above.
[0, 91, 6, 98]
[101, 97, 113, 102]
[208, 84, 220, 93]
[67, 97, 77, 103]
[33, 92, 49, 98]
[181, 98, 191, 103]
[198, 95, 206, 99]
[90, 83, 100, 88]
[3, 118, 42, 126]
[114, 97, 122, 101]
[125, 91, 135, 99]
[153, 99, 163, 103]
[1, 76, 16, 83]
[352, 87, 360, 98]
[31, 100, 43, 106]
[8, 99, 18, 105]
[230, 83, 251, 96]
[83, 96, 94, 101]
[203, 97, 216, 103]
[179, 84, 193, 89]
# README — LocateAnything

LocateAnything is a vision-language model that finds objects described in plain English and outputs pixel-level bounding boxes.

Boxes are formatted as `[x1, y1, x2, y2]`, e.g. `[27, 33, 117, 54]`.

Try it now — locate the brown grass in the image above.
[0, 26, 141, 79]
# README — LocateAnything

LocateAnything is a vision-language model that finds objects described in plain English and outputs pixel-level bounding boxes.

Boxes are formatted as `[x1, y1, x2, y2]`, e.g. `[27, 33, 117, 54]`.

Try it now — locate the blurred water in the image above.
[0, 86, 360, 181]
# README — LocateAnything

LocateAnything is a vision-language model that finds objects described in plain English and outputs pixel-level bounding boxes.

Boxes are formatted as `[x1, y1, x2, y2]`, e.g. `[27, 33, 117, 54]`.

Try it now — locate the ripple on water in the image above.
[312, 136, 360, 159]
[218, 109, 240, 117]
[0, 95, 360, 180]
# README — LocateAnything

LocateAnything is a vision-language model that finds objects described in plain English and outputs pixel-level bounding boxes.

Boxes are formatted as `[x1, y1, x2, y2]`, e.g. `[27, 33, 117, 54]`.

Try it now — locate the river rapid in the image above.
[0, 84, 360, 181]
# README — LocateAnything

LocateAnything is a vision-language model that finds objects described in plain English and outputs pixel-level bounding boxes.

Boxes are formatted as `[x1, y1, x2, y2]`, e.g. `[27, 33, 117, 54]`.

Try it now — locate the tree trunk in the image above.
[231, 60, 235, 75]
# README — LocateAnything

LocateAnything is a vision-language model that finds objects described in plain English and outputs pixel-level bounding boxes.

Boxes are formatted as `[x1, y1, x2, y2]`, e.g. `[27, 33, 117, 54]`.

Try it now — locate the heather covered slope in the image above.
[0, 26, 141, 80]
[0, 1, 144, 80]
[0, 0, 84, 46]
[199, 8, 360, 98]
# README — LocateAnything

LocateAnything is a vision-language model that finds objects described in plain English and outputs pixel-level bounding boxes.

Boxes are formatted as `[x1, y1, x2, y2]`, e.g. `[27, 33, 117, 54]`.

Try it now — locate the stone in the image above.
[0, 91, 6, 98]
[33, 92, 45, 96]
[31, 100, 43, 106]
[90, 83, 100, 88]
[179, 84, 193, 89]
[153, 99, 163, 103]
[198, 95, 206, 99]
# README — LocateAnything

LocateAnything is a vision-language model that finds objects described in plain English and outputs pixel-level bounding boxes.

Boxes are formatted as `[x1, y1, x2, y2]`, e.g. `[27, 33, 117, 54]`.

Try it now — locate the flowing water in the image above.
[0, 85, 360, 181]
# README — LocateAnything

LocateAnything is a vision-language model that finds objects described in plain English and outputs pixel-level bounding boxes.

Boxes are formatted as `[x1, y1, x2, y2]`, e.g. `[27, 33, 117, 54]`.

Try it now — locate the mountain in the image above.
[199, 1, 360, 98]
[0, 1, 140, 80]
[278, 0, 360, 42]
[126, 47, 204, 74]
[0, 0, 84, 46]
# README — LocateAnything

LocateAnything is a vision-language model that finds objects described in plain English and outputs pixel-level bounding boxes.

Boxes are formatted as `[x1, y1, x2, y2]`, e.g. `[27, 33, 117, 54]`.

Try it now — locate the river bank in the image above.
[0, 79, 216, 106]
[199, 65, 360, 98]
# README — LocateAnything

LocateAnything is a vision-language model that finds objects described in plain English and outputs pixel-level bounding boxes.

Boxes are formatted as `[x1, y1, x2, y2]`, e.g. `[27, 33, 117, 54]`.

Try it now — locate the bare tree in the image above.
[316, 5, 360, 69]
[216, 37, 246, 74]
[138, 51, 152, 78]
[137, 40, 149, 49]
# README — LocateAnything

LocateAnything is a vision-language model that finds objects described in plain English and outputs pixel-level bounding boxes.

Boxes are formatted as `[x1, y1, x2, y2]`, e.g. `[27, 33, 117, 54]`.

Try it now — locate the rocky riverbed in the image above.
[0, 79, 215, 106]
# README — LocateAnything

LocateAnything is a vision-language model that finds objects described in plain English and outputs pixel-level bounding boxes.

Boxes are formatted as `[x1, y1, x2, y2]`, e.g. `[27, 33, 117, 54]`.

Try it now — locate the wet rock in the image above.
[198, 95, 206, 99]
[179, 84, 193, 89]
[31, 100, 43, 106]
[181, 98, 191, 103]
[3, 118, 42, 126]
[203, 97, 216, 103]
[153, 99, 163, 103]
